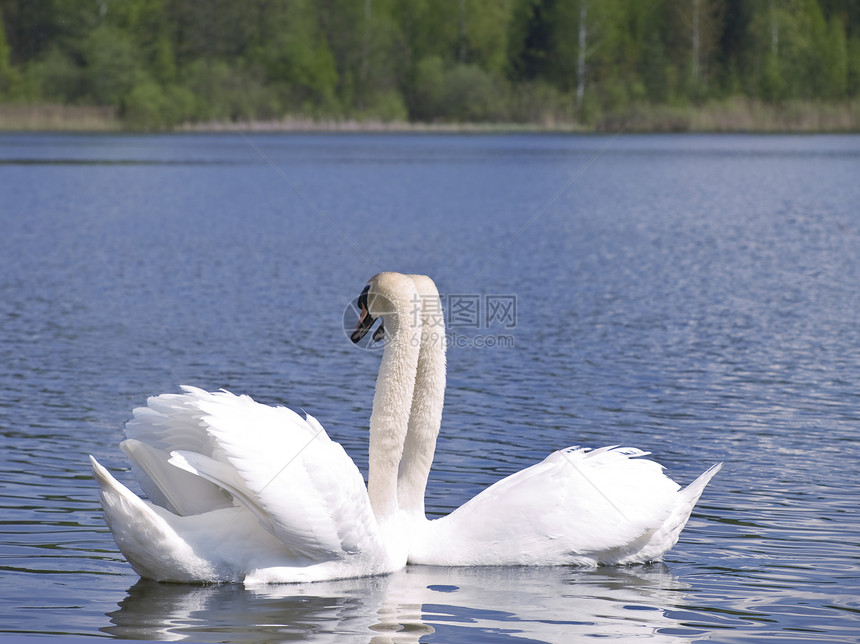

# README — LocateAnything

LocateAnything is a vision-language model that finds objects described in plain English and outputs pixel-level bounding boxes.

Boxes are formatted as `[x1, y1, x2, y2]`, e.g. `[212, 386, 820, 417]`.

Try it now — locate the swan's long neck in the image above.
[398, 276, 446, 518]
[367, 288, 422, 521]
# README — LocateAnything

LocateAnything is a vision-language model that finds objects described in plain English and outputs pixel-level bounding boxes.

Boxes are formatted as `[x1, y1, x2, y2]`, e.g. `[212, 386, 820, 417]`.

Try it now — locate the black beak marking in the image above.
[350, 285, 377, 343]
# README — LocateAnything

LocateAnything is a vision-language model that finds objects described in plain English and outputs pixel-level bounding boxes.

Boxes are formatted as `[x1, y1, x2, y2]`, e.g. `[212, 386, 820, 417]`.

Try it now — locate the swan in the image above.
[89, 272, 424, 584]
[353, 273, 722, 566]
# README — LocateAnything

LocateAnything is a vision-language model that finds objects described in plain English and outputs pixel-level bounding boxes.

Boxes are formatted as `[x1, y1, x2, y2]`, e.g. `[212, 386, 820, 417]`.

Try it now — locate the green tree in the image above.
[81, 24, 142, 106]
[0, 8, 12, 94]
[507, 0, 555, 83]
[255, 0, 339, 113]
[818, 14, 848, 98]
[459, 0, 515, 71]
[847, 34, 860, 97]
[0, 0, 859, 128]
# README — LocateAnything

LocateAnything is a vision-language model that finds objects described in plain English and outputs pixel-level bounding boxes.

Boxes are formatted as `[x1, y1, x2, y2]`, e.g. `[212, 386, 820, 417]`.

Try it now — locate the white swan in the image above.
[357, 273, 722, 566]
[89, 272, 423, 583]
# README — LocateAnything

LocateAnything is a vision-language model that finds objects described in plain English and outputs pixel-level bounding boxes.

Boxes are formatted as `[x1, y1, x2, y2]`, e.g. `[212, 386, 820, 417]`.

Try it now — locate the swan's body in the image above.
[407, 446, 720, 566]
[398, 275, 722, 566]
[90, 273, 422, 583]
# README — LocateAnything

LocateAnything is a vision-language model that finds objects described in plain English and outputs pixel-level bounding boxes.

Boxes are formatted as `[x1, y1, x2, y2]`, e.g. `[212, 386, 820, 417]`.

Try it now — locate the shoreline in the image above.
[2, 99, 859, 134]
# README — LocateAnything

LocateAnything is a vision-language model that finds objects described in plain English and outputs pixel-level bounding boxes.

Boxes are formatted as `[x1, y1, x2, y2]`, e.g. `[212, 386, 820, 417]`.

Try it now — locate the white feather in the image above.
[409, 448, 721, 566]
[90, 388, 394, 582]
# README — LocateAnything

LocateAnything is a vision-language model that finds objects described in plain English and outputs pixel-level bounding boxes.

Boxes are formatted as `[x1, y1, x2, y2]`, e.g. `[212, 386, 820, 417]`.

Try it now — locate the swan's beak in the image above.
[351, 285, 377, 343]
[351, 308, 376, 343]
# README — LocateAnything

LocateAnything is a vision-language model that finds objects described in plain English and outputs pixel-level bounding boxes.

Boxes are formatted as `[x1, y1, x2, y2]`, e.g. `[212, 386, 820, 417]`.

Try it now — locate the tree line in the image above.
[0, 0, 858, 129]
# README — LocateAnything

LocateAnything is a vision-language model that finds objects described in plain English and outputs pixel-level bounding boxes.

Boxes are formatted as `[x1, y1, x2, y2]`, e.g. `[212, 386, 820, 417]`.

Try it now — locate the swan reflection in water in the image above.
[104, 564, 697, 642]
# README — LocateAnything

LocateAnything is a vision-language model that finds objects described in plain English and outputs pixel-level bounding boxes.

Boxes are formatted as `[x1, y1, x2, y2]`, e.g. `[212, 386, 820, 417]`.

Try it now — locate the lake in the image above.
[1, 132, 858, 642]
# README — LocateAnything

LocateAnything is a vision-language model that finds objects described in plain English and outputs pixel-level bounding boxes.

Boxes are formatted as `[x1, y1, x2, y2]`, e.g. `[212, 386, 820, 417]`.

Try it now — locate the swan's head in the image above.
[351, 272, 419, 344]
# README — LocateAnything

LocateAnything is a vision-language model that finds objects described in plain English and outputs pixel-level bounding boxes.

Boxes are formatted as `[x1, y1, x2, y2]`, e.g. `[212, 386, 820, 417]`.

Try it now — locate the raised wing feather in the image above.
[122, 386, 233, 515]
[121, 438, 233, 516]
[120, 386, 384, 562]
[125, 386, 225, 454]
[183, 390, 384, 561]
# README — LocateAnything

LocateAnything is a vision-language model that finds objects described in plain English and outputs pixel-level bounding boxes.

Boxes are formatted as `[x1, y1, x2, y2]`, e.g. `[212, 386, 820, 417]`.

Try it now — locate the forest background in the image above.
[0, 0, 858, 131]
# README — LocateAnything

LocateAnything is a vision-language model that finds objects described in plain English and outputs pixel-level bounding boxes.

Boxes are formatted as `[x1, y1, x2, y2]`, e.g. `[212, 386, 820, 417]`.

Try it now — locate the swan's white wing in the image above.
[168, 449, 278, 537]
[122, 386, 234, 515]
[120, 438, 233, 516]
[180, 390, 385, 561]
[412, 446, 681, 566]
[118, 386, 385, 563]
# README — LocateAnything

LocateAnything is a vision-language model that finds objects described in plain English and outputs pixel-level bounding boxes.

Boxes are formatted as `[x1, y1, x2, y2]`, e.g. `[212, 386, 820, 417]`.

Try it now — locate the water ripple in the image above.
[1, 132, 859, 642]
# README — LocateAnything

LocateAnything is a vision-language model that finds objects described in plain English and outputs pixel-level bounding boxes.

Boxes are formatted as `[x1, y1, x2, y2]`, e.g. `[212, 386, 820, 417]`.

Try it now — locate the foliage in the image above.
[0, 0, 858, 129]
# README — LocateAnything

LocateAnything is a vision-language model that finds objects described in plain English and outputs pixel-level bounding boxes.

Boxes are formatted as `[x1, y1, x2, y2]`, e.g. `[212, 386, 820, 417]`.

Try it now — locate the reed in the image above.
[177, 116, 583, 133]
[0, 104, 120, 131]
[600, 98, 860, 133]
[2, 99, 859, 133]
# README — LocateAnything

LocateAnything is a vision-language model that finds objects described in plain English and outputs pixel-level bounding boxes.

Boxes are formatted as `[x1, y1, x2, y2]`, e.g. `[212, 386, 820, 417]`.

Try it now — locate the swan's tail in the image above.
[681, 462, 723, 508]
[89, 455, 213, 582]
[622, 462, 723, 564]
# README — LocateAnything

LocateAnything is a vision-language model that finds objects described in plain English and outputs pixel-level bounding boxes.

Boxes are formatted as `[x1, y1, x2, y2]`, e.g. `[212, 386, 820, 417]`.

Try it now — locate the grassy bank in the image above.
[600, 98, 860, 133]
[176, 116, 587, 133]
[2, 99, 860, 134]
[0, 105, 120, 131]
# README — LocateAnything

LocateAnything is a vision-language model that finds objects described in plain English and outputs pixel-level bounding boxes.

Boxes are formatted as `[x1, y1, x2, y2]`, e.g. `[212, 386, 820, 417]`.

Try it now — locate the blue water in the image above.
[1, 132, 859, 642]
